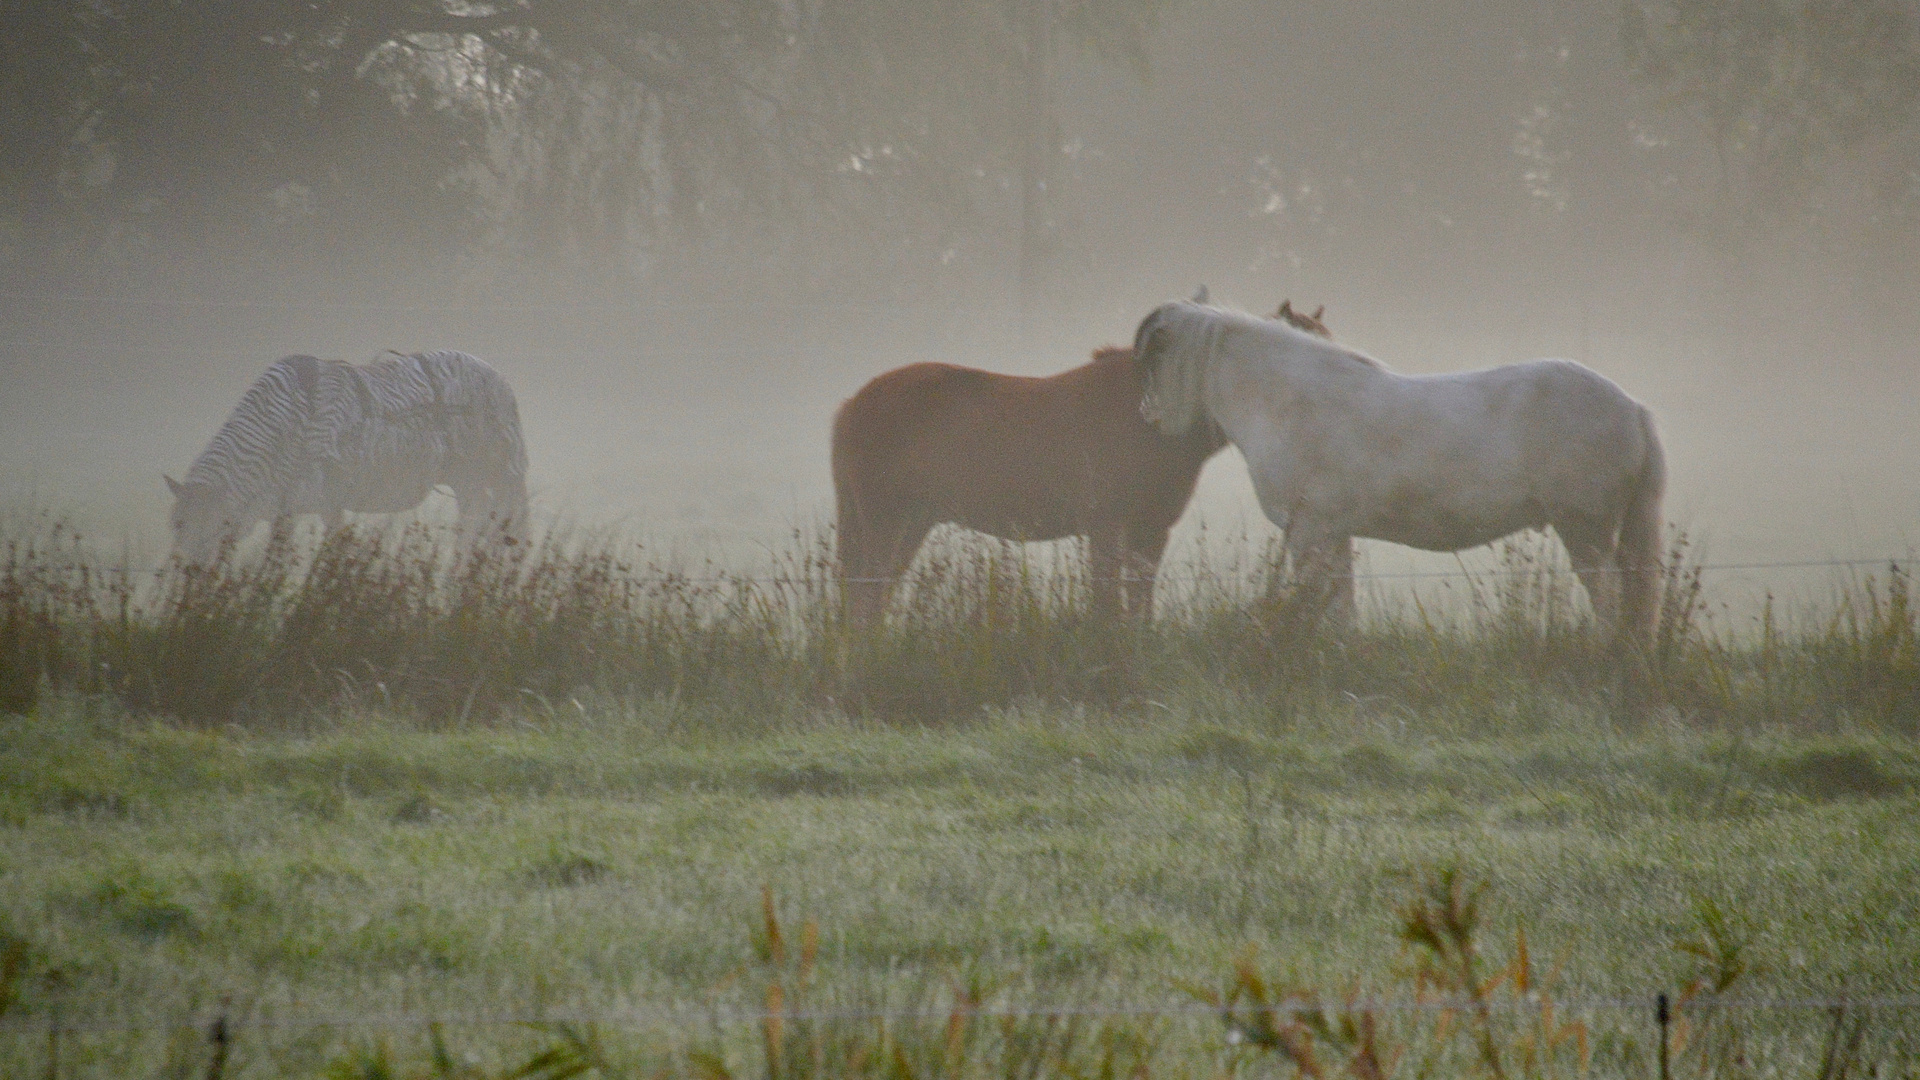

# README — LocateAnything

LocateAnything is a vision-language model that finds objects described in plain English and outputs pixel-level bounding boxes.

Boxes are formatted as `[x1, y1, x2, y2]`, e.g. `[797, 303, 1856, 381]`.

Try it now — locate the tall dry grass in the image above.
[0, 511, 1915, 732]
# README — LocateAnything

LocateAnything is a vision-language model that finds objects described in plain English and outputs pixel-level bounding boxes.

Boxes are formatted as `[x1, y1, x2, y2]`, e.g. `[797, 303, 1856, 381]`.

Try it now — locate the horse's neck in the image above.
[1207, 339, 1380, 458]
[1267, 338, 1387, 403]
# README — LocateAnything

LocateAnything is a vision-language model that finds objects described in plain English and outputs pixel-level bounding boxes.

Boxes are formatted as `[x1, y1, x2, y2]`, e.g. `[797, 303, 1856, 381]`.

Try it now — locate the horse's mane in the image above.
[1097, 299, 1333, 365]
[1141, 300, 1378, 435]
[1139, 303, 1233, 435]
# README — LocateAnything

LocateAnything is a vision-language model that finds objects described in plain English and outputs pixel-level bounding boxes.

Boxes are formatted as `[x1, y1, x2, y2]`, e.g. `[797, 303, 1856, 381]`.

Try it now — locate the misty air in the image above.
[0, 2, 1915, 1076]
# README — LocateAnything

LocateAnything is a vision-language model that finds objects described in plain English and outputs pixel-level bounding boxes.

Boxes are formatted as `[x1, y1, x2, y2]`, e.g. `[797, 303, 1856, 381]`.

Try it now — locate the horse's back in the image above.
[189, 355, 328, 483]
[1288, 356, 1658, 549]
[1492, 359, 1653, 476]
[834, 358, 1134, 472]
[1391, 359, 1646, 453]
[832, 352, 1201, 539]
[321, 350, 525, 512]
[836, 362, 998, 430]
[833, 362, 988, 474]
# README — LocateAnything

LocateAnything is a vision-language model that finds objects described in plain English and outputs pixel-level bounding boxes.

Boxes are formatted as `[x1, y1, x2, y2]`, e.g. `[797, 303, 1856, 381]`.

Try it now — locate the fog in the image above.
[4, 0, 1917, 603]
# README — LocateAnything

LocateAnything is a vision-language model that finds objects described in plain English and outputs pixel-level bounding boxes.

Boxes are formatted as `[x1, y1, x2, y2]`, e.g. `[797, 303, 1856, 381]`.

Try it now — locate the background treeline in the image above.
[4, 0, 1920, 314]
[0, 0, 1162, 302]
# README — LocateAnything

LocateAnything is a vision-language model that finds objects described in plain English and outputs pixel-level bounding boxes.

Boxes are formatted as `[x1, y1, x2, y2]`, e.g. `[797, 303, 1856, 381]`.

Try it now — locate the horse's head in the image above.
[1132, 286, 1213, 371]
[1133, 294, 1216, 436]
[166, 475, 239, 565]
[1130, 303, 1175, 395]
[1274, 299, 1333, 340]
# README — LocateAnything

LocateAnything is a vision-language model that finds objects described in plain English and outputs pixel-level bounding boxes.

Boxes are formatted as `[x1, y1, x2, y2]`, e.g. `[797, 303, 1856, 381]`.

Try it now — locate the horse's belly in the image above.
[1354, 491, 1538, 553]
[331, 466, 436, 514]
[348, 491, 434, 514]
[934, 471, 1096, 542]
[1363, 520, 1522, 553]
[947, 509, 1080, 544]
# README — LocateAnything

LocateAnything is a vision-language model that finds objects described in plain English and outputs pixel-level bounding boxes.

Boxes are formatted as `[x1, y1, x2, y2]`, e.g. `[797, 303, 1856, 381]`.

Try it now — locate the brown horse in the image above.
[832, 300, 1334, 623]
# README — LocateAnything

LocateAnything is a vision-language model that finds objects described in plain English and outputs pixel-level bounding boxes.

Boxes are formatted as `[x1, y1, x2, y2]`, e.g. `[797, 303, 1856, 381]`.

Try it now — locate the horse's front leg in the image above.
[1119, 522, 1175, 622]
[1086, 530, 1124, 621]
[1121, 548, 1162, 620]
[1282, 528, 1354, 637]
[266, 512, 299, 555]
[1319, 536, 1357, 631]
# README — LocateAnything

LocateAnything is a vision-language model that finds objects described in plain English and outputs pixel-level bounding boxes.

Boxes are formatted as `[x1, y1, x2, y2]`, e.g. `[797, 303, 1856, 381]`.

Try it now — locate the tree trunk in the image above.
[1017, 0, 1052, 339]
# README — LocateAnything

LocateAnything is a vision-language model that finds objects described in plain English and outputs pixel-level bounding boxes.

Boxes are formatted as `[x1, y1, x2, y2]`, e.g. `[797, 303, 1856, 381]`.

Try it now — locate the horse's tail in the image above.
[829, 399, 866, 571]
[1614, 404, 1667, 649]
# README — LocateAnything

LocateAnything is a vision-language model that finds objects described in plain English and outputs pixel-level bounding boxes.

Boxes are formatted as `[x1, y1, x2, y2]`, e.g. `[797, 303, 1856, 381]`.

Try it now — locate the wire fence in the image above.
[6, 993, 1918, 1035]
[5, 290, 1913, 606]
[5, 555, 1907, 586]
[7, 993, 1917, 1080]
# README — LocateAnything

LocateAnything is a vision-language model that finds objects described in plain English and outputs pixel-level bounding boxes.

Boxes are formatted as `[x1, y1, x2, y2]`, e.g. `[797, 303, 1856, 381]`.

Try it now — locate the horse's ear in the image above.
[165, 475, 184, 498]
[1190, 285, 1209, 305]
[1278, 299, 1295, 319]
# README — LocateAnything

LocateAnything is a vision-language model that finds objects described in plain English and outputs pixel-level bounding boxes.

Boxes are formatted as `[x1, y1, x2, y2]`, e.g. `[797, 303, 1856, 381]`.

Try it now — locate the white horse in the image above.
[1131, 296, 1666, 646]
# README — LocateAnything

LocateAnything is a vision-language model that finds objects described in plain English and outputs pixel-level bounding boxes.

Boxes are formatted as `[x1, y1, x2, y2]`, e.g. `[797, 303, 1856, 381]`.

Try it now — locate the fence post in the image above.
[40, 968, 66, 1080]
[205, 1007, 230, 1080]
[43, 1003, 58, 1080]
[1656, 992, 1670, 1080]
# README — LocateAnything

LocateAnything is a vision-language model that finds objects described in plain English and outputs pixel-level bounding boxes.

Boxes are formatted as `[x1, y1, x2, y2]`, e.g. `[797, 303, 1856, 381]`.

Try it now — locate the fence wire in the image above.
[5, 994, 1919, 1035]
[5, 555, 1908, 585]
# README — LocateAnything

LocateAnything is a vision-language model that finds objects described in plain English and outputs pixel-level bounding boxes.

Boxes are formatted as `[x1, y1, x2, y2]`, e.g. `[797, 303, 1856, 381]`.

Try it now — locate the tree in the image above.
[1622, 0, 1920, 224]
[0, 0, 1170, 295]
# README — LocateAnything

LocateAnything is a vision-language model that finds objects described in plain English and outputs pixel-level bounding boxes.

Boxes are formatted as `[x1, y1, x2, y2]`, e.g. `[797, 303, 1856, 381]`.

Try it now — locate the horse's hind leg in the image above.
[841, 515, 928, 628]
[1556, 520, 1621, 630]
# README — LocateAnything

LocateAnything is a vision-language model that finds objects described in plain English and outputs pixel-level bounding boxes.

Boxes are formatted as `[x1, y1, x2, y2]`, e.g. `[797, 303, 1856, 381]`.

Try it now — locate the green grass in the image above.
[0, 699, 1915, 1077]
[1, 514, 1917, 1076]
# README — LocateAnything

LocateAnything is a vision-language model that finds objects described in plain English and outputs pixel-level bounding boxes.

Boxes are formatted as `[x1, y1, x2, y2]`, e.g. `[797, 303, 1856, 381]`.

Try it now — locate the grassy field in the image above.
[1, 519, 1917, 1077]
[2, 699, 1917, 1077]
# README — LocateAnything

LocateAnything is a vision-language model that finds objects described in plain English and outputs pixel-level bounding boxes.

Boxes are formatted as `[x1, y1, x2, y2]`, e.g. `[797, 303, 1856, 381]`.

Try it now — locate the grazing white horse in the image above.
[1131, 297, 1666, 646]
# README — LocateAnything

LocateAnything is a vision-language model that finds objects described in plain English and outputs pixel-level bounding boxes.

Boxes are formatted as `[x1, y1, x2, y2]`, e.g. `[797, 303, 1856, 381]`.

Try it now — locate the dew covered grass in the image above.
[0, 697, 1915, 1077]
[0, 514, 1916, 1076]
